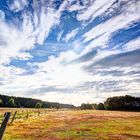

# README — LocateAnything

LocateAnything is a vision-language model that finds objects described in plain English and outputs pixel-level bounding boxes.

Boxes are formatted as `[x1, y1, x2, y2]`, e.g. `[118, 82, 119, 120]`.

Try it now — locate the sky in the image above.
[0, 0, 140, 106]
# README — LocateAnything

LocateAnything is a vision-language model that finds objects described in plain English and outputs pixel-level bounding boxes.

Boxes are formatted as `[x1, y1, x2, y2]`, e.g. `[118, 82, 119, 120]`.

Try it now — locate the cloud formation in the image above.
[0, 0, 140, 105]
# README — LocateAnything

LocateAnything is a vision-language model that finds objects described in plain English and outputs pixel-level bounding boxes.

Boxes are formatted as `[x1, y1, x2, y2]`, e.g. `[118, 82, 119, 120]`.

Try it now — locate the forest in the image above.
[80, 95, 140, 111]
[0, 94, 74, 109]
[0, 94, 139, 111]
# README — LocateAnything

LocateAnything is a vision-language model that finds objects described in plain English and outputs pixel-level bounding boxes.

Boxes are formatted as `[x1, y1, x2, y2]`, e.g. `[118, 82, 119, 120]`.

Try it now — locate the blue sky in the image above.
[0, 0, 140, 105]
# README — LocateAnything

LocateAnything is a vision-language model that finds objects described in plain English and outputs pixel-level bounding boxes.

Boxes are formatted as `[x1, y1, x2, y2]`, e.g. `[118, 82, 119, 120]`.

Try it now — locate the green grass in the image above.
[0, 109, 140, 140]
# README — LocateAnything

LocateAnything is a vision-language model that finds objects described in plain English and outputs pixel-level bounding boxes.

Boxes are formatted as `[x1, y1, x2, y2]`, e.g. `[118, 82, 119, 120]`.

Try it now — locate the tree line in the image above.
[80, 95, 140, 111]
[0, 94, 75, 109]
[0, 94, 139, 111]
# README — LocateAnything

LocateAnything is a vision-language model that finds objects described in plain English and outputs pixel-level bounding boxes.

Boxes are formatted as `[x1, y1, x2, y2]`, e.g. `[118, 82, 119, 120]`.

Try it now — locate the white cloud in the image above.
[0, 10, 5, 21]
[8, 0, 28, 12]
[68, 0, 83, 12]
[0, 0, 72, 64]
[35, 8, 60, 44]
[82, 0, 140, 51]
[0, 65, 25, 77]
[0, 21, 35, 64]
[77, 0, 116, 22]
[34, 92, 102, 106]
[36, 50, 91, 87]
[1, 47, 139, 105]
[123, 37, 140, 51]
[63, 28, 79, 42]
[0, 0, 140, 105]
[57, 30, 64, 42]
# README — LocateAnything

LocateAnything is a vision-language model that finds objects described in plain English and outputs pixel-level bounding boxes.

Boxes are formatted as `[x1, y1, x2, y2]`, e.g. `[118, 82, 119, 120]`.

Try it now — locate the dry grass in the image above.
[0, 109, 140, 140]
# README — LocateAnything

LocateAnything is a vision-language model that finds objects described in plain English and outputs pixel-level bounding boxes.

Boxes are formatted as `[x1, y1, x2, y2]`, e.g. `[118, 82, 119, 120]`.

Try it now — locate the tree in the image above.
[104, 95, 140, 111]
[97, 103, 105, 110]
[0, 98, 3, 107]
[35, 102, 42, 108]
[8, 98, 16, 107]
[0, 94, 75, 108]
[80, 103, 93, 110]
[35, 102, 42, 116]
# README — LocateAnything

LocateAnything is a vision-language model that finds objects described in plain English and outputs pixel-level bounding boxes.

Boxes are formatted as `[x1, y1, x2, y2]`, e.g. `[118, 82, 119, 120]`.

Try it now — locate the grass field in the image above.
[0, 109, 140, 140]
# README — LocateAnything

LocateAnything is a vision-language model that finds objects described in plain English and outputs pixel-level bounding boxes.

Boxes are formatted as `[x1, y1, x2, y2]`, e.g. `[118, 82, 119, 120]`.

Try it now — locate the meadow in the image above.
[0, 109, 140, 140]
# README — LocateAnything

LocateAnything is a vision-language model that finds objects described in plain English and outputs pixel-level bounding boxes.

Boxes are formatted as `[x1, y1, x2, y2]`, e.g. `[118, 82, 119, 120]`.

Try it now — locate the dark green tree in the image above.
[80, 103, 93, 110]
[8, 98, 16, 107]
[97, 103, 105, 110]
[104, 95, 140, 110]
[35, 102, 42, 108]
[0, 98, 3, 107]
